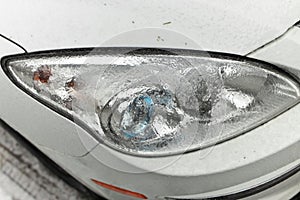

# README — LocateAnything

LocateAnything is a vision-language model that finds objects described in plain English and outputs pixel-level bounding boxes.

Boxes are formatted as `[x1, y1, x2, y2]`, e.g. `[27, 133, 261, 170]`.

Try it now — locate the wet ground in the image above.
[0, 123, 92, 200]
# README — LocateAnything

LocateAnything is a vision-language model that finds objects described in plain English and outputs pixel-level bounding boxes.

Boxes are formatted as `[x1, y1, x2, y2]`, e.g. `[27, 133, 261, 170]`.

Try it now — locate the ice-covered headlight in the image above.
[2, 48, 300, 156]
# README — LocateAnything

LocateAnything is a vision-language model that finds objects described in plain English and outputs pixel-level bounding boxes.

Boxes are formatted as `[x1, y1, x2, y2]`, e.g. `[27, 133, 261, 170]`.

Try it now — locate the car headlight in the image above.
[2, 48, 300, 156]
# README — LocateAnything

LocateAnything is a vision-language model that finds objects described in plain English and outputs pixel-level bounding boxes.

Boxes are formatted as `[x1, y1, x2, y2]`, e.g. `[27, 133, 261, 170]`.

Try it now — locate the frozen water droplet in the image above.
[121, 95, 154, 138]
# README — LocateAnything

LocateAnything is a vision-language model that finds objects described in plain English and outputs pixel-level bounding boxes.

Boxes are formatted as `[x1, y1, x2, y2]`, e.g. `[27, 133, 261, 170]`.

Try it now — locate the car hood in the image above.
[0, 0, 299, 55]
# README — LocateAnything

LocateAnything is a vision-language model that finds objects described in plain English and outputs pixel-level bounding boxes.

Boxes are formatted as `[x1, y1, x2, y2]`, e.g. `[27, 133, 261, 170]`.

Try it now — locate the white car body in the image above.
[0, 0, 300, 199]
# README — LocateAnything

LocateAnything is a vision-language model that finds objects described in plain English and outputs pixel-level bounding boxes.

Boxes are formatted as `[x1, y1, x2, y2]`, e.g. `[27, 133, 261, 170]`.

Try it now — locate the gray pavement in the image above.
[0, 124, 91, 200]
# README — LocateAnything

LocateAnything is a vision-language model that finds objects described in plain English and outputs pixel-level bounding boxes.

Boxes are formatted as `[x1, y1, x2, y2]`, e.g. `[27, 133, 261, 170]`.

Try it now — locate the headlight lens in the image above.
[2, 48, 300, 156]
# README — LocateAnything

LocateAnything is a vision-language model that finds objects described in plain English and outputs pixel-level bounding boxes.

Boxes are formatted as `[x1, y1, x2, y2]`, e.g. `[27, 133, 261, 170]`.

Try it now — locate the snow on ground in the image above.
[0, 124, 92, 200]
[0, 186, 12, 200]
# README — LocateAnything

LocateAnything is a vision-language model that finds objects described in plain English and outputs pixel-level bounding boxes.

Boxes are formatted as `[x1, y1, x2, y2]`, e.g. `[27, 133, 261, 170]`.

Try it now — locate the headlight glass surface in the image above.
[2, 48, 300, 156]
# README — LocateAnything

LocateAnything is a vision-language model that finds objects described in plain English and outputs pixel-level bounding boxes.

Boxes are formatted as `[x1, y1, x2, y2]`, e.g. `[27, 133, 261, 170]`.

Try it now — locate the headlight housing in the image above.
[2, 48, 300, 156]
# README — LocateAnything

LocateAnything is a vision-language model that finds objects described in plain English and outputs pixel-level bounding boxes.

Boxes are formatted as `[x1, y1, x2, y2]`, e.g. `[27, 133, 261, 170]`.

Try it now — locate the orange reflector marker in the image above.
[91, 179, 148, 199]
